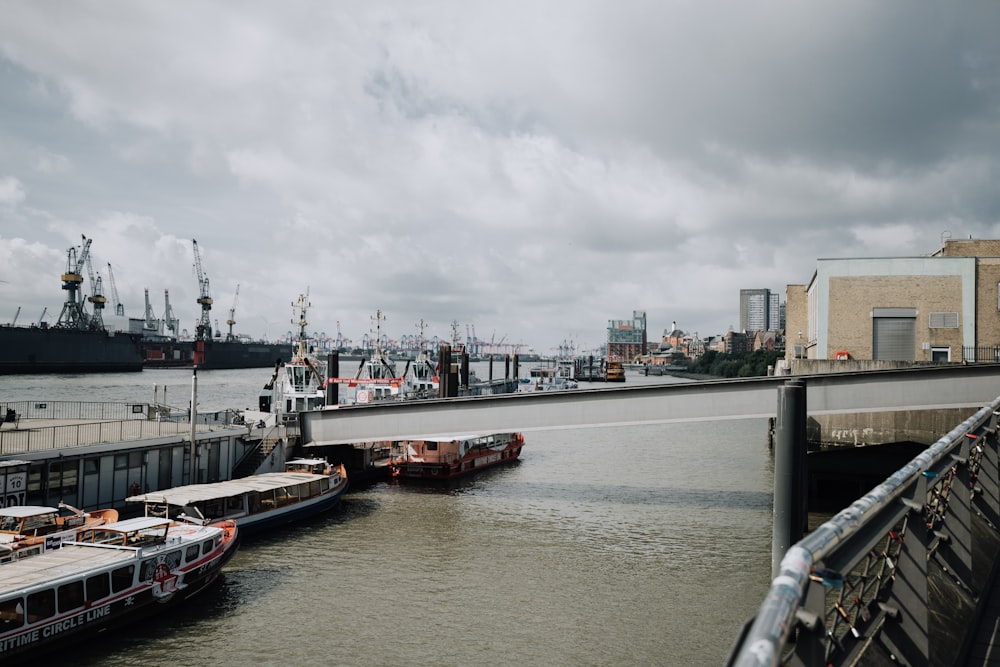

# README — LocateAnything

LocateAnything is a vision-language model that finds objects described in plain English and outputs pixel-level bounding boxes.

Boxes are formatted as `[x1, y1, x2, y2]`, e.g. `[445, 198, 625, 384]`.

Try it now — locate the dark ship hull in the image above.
[142, 338, 290, 369]
[0, 325, 144, 374]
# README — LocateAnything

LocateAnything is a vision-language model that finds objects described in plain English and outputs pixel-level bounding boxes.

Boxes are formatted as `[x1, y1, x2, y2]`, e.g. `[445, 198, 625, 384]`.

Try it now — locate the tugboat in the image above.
[387, 432, 525, 480]
[241, 291, 328, 427]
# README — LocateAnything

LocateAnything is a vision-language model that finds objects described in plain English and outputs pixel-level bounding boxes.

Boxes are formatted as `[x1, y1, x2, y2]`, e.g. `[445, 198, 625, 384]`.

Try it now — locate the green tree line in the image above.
[676, 349, 783, 378]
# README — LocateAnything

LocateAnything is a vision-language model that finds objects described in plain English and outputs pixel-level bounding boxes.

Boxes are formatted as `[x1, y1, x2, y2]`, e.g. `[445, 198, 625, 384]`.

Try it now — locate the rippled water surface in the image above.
[1, 367, 775, 666]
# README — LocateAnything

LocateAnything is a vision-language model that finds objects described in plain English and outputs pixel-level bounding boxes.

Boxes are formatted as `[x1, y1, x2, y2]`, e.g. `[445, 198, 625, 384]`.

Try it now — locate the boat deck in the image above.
[0, 544, 135, 594]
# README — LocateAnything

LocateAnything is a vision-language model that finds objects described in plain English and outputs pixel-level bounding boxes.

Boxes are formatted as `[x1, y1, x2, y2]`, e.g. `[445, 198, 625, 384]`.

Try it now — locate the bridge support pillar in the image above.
[773, 379, 807, 577]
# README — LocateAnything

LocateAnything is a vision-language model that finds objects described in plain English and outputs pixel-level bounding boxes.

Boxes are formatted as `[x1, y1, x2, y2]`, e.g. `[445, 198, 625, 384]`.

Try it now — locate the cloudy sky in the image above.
[1, 2, 998, 355]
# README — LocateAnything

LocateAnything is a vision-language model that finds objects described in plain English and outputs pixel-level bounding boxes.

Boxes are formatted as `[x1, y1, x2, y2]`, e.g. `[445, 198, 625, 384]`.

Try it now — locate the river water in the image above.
[0, 366, 775, 666]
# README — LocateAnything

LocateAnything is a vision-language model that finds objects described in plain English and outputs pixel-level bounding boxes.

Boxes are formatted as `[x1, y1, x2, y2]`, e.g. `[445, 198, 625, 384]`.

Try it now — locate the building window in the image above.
[930, 347, 951, 362]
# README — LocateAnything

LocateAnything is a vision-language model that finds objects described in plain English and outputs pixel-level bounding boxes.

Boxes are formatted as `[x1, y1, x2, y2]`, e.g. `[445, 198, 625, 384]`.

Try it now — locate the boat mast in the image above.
[292, 290, 311, 360]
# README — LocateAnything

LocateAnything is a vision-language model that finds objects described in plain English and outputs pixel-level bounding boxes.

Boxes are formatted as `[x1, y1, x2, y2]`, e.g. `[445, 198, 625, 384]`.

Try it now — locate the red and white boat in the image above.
[0, 516, 238, 663]
[387, 432, 525, 480]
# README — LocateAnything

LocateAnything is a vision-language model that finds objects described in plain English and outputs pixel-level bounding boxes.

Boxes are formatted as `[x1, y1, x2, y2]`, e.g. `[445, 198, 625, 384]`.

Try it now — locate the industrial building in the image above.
[785, 238, 1000, 364]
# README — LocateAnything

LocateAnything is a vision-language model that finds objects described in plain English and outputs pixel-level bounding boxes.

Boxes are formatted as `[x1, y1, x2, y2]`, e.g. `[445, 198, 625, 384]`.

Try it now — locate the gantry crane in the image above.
[106, 263, 125, 316]
[163, 290, 179, 337]
[56, 235, 92, 329]
[84, 251, 106, 331]
[226, 284, 239, 341]
[143, 288, 158, 332]
[192, 239, 213, 340]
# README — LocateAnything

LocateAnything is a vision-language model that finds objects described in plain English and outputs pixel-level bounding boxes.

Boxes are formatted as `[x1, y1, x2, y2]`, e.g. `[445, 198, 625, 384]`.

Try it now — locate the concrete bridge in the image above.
[300, 364, 1000, 447]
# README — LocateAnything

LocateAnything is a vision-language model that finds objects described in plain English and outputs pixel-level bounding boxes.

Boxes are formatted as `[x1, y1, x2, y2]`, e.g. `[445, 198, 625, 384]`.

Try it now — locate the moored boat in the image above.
[0, 516, 237, 664]
[387, 432, 524, 480]
[0, 503, 119, 563]
[126, 458, 349, 536]
[605, 360, 626, 382]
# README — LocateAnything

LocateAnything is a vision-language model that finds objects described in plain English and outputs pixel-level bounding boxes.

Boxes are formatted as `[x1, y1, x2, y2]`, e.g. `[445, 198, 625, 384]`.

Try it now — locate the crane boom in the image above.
[192, 239, 213, 340]
[106, 263, 124, 316]
[226, 284, 240, 341]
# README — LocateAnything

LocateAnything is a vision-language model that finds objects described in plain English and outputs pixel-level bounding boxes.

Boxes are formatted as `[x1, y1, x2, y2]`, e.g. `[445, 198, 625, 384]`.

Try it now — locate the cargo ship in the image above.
[140, 337, 291, 369]
[0, 325, 144, 375]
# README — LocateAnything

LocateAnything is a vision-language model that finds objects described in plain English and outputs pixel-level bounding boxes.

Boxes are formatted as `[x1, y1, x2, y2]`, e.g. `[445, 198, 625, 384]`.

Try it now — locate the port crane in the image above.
[56, 235, 93, 330]
[191, 239, 213, 340]
[84, 251, 106, 331]
[106, 263, 125, 316]
[226, 284, 239, 341]
[163, 290, 179, 337]
[143, 288, 158, 333]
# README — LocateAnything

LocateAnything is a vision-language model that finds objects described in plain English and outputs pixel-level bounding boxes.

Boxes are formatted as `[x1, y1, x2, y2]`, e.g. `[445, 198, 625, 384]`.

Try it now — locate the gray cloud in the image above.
[1, 0, 998, 352]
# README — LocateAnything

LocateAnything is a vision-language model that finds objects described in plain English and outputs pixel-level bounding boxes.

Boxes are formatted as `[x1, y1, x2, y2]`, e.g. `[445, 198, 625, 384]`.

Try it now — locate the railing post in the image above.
[773, 378, 807, 577]
[792, 569, 827, 666]
[940, 435, 974, 589]
[881, 478, 930, 666]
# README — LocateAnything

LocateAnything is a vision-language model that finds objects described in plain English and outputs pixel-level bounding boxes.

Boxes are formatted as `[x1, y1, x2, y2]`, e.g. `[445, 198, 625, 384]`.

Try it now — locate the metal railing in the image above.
[728, 395, 1000, 666]
[0, 403, 244, 456]
[963, 346, 1000, 363]
[0, 400, 151, 421]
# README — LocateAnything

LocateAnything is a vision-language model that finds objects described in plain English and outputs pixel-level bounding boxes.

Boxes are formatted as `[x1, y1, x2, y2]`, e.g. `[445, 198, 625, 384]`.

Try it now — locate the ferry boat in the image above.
[126, 458, 349, 536]
[0, 504, 119, 563]
[387, 432, 525, 480]
[0, 516, 238, 663]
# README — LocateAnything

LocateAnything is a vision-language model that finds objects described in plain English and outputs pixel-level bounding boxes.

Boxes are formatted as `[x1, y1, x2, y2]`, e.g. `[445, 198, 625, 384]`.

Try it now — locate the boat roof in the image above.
[128, 472, 333, 506]
[0, 506, 60, 518]
[0, 544, 138, 596]
[286, 457, 327, 466]
[102, 516, 172, 532]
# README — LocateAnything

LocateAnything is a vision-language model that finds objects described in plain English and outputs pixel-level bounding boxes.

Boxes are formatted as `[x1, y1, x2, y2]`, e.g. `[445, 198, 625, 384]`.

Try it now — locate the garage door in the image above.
[873, 308, 916, 361]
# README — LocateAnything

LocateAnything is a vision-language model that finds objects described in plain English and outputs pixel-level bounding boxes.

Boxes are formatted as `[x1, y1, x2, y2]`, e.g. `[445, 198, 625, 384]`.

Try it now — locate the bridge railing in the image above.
[729, 395, 1000, 666]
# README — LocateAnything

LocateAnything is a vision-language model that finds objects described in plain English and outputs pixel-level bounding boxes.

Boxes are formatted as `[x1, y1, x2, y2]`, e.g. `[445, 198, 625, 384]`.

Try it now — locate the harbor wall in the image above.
[808, 406, 979, 448]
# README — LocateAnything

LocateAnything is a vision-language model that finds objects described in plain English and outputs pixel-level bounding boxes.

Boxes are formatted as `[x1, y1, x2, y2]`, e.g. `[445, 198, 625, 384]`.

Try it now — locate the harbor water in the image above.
[0, 366, 775, 666]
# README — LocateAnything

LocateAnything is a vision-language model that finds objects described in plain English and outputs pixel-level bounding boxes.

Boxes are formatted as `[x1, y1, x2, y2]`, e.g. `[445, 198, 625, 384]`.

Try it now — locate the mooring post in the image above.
[189, 365, 198, 485]
[772, 378, 807, 577]
[325, 351, 339, 405]
[439, 344, 452, 398]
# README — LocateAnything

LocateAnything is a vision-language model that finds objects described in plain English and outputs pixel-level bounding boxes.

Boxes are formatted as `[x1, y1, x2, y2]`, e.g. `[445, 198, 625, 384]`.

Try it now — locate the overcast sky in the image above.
[1, 2, 998, 355]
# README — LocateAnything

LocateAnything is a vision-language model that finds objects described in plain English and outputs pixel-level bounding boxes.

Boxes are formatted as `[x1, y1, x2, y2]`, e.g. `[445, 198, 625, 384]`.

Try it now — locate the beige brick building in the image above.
[786, 239, 1000, 364]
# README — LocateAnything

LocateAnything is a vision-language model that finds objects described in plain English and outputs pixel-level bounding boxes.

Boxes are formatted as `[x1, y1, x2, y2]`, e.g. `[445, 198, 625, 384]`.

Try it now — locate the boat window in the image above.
[203, 499, 224, 518]
[27, 589, 55, 623]
[140, 558, 157, 582]
[58, 581, 84, 613]
[164, 550, 182, 570]
[426, 442, 438, 451]
[202, 539, 213, 556]
[0, 597, 23, 629]
[247, 491, 262, 513]
[86, 573, 111, 603]
[111, 565, 135, 593]
[319, 478, 330, 491]
[308, 480, 321, 497]
[226, 495, 244, 513]
[0, 514, 20, 531]
[186, 545, 201, 562]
